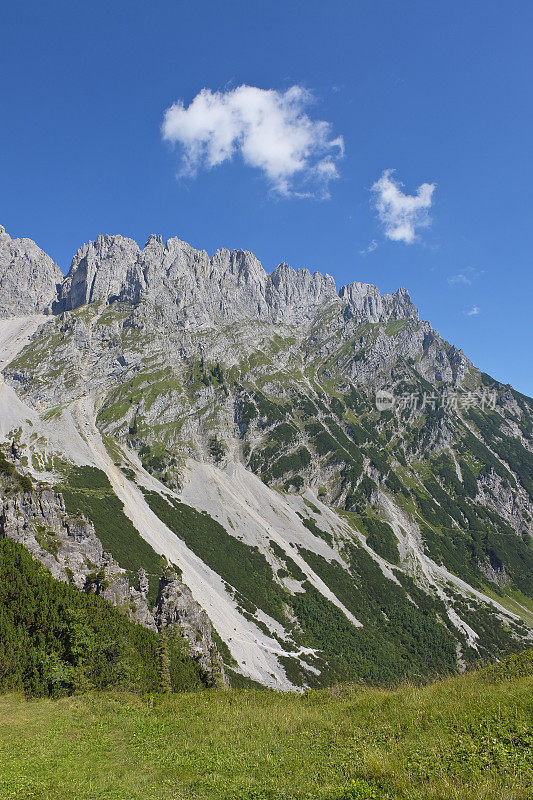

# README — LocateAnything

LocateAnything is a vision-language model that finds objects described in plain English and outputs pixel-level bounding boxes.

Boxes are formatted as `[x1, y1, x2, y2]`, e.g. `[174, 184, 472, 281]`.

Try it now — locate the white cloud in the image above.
[448, 267, 484, 286]
[448, 273, 471, 286]
[360, 239, 378, 255]
[162, 85, 344, 196]
[371, 169, 435, 244]
[467, 305, 480, 316]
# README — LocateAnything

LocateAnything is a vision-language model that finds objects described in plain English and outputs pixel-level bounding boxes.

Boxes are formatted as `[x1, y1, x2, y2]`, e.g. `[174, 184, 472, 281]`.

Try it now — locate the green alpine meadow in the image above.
[0, 653, 532, 800]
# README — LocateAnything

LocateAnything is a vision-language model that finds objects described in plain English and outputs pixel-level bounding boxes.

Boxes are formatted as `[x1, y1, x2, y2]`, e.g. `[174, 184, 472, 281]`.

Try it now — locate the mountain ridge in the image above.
[1, 224, 419, 328]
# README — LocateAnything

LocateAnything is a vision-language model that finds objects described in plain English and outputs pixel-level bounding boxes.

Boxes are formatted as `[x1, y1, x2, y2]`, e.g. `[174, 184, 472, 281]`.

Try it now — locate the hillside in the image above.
[0, 225, 532, 689]
[0, 538, 210, 696]
[0, 653, 531, 800]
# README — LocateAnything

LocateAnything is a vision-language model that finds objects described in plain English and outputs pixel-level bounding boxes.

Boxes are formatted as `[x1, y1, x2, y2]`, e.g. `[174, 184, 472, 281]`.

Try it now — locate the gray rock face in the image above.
[0, 226, 64, 317]
[54, 235, 145, 311]
[267, 262, 339, 322]
[475, 469, 533, 537]
[53, 232, 418, 328]
[0, 224, 421, 339]
[155, 570, 227, 685]
[340, 283, 418, 323]
[0, 469, 226, 684]
[0, 486, 156, 630]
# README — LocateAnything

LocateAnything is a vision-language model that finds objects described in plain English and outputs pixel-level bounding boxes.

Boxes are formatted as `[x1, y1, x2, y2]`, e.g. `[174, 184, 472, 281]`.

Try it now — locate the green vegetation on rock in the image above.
[142, 491, 289, 625]
[60, 466, 165, 604]
[0, 539, 206, 698]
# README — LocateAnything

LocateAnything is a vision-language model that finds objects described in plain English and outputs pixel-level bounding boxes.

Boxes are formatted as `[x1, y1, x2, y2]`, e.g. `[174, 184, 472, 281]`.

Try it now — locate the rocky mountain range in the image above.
[0, 223, 532, 689]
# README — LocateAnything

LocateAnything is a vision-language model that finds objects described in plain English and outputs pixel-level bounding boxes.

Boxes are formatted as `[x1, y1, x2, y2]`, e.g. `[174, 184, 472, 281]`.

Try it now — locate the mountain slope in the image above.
[0, 226, 531, 689]
[0, 538, 208, 696]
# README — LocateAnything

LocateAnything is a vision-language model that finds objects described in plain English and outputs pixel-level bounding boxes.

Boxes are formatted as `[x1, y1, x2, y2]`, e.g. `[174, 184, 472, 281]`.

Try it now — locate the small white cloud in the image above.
[371, 169, 435, 244]
[467, 305, 480, 316]
[360, 239, 378, 255]
[162, 85, 344, 197]
[448, 273, 471, 286]
[448, 267, 484, 286]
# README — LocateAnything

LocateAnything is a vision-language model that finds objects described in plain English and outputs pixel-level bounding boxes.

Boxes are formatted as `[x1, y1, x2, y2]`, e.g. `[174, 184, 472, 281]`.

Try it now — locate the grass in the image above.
[0, 655, 531, 800]
[384, 319, 408, 338]
[481, 585, 533, 628]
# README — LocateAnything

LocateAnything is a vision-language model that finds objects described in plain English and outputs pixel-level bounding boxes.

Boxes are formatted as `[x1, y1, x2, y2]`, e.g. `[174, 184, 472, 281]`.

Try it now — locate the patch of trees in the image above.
[0, 539, 206, 697]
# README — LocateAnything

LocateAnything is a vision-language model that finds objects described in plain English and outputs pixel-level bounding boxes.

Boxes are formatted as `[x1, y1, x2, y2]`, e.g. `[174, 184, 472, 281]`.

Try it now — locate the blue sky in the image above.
[1, 0, 532, 395]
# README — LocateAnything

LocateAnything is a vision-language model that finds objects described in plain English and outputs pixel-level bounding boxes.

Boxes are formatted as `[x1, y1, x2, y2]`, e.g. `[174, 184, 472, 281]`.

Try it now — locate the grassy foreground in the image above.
[0, 655, 531, 800]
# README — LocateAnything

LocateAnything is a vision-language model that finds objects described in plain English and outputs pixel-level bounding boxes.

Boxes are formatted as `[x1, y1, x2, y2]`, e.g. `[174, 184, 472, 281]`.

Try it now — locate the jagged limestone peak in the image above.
[54, 234, 143, 311]
[339, 282, 418, 323]
[50, 231, 419, 328]
[0, 223, 421, 337]
[0, 225, 64, 317]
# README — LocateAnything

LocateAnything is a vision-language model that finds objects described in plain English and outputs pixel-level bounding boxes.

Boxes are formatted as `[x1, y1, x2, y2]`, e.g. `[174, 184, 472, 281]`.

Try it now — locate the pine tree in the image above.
[158, 631, 172, 692]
